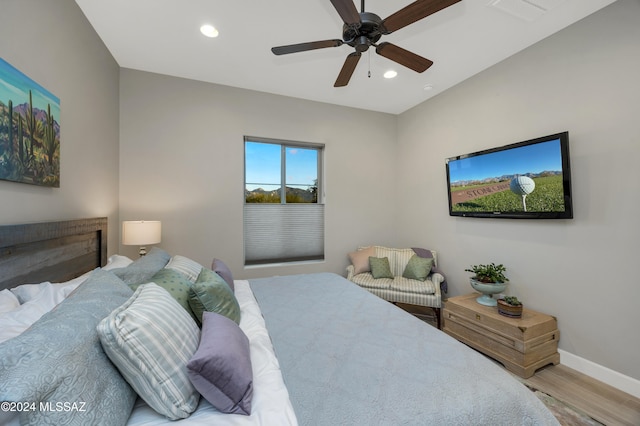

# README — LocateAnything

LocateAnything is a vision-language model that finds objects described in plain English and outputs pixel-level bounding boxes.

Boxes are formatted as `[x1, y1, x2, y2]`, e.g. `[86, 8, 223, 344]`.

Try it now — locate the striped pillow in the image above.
[165, 255, 203, 282]
[97, 283, 201, 420]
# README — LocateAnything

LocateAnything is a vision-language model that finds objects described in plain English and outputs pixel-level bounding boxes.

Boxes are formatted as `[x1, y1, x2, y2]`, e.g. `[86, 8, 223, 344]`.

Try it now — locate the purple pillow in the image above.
[212, 258, 234, 292]
[187, 312, 253, 415]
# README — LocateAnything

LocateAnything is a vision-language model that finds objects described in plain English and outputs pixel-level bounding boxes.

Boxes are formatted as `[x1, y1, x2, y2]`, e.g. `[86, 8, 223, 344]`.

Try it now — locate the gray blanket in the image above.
[249, 273, 558, 426]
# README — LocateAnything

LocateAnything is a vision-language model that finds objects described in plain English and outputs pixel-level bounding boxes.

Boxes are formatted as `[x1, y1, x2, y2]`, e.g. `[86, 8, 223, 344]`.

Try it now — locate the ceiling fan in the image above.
[271, 0, 462, 87]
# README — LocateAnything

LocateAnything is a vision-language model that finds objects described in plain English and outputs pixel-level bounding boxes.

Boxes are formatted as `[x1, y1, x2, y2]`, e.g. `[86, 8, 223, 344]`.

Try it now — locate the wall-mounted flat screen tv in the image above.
[446, 132, 573, 219]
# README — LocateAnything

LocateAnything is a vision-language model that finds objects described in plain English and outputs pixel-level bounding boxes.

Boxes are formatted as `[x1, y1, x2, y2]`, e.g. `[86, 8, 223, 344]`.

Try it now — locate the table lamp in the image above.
[122, 220, 161, 256]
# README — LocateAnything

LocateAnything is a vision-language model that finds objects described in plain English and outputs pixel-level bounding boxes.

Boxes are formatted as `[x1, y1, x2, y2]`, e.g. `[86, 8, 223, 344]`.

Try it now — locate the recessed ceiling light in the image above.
[200, 24, 219, 38]
[383, 70, 397, 79]
[423, 84, 434, 91]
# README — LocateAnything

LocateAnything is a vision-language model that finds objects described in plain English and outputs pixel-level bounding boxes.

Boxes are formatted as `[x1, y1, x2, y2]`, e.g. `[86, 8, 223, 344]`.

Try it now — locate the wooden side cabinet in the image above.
[443, 293, 559, 378]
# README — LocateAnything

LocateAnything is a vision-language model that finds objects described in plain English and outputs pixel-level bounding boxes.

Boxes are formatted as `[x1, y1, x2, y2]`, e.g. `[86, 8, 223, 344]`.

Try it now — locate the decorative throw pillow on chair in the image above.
[369, 257, 394, 279]
[402, 255, 434, 281]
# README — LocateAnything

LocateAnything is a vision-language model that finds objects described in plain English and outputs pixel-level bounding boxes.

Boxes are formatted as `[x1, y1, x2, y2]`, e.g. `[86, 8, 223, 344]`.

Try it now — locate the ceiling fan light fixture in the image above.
[200, 24, 219, 38]
[271, 0, 461, 87]
[384, 70, 398, 79]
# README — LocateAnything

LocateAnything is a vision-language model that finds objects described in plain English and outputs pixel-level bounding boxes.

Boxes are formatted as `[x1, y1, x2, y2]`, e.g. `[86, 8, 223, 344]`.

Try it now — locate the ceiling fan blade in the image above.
[330, 0, 361, 26]
[382, 0, 461, 34]
[271, 39, 344, 55]
[376, 42, 433, 72]
[334, 52, 361, 87]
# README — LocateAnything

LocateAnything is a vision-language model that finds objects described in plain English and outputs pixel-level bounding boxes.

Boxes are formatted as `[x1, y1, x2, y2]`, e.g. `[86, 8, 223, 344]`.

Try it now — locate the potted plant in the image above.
[497, 296, 523, 318]
[465, 263, 509, 306]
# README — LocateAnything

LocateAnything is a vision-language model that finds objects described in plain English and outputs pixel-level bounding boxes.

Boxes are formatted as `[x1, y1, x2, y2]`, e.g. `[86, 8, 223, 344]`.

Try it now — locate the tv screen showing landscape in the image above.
[446, 132, 573, 219]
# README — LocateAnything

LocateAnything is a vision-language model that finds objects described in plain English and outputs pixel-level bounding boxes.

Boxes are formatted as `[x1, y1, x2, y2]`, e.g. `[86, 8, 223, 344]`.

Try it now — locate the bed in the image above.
[0, 218, 559, 425]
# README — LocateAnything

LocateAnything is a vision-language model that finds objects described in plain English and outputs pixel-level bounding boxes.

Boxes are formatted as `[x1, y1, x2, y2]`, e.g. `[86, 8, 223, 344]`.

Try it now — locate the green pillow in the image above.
[402, 255, 434, 281]
[369, 257, 394, 279]
[133, 268, 198, 323]
[189, 268, 241, 325]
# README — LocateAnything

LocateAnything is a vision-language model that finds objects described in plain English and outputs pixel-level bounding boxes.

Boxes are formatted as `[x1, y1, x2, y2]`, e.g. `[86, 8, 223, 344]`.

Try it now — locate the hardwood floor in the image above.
[398, 305, 640, 425]
[520, 364, 640, 426]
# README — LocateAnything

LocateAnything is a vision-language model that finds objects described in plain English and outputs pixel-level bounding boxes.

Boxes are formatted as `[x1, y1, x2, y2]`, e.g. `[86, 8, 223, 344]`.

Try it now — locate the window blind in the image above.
[244, 203, 324, 265]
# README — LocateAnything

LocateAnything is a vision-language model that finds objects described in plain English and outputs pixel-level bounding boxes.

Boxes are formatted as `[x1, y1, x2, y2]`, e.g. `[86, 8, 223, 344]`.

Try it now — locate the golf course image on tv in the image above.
[445, 132, 573, 219]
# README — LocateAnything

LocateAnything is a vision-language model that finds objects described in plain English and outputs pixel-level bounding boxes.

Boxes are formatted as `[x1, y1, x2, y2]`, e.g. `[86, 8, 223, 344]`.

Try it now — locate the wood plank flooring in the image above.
[520, 364, 640, 426]
[397, 304, 640, 425]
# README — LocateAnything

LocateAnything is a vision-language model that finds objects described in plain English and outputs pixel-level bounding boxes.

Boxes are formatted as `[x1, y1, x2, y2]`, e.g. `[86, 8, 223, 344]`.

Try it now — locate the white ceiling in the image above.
[74, 0, 616, 114]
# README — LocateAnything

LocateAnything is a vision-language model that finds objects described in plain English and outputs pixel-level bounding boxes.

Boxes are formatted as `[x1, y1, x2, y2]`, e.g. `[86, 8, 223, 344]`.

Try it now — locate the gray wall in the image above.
[0, 0, 120, 251]
[2, 0, 637, 387]
[119, 69, 397, 278]
[396, 0, 640, 381]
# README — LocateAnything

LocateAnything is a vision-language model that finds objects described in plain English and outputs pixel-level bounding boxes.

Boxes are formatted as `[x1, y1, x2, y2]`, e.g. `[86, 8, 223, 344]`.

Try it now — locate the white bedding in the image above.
[0, 270, 298, 426]
[126, 280, 297, 425]
[1, 262, 297, 425]
[0, 255, 133, 344]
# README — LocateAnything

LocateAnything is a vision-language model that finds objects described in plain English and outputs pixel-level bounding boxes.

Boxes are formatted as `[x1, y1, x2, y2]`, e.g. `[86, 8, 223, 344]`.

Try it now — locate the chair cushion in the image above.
[349, 272, 392, 290]
[374, 247, 416, 276]
[390, 277, 437, 295]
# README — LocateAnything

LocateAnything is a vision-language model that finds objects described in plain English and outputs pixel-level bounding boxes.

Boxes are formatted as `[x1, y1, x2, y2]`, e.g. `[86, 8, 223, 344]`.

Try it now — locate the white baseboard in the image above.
[559, 349, 640, 399]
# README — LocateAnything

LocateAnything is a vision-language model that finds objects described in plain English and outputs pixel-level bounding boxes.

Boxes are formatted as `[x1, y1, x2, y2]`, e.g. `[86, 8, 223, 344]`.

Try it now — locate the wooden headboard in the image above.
[0, 217, 107, 291]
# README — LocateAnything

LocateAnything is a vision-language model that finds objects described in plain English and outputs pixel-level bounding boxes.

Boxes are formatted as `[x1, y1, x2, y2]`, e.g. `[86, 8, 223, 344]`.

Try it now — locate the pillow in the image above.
[369, 256, 394, 279]
[166, 255, 204, 282]
[189, 268, 241, 325]
[0, 269, 136, 426]
[130, 268, 198, 323]
[103, 254, 134, 270]
[402, 255, 434, 281]
[348, 246, 376, 275]
[111, 247, 171, 285]
[0, 289, 19, 313]
[187, 311, 253, 415]
[0, 282, 75, 344]
[8, 255, 133, 305]
[212, 258, 234, 292]
[9, 281, 50, 304]
[97, 283, 201, 420]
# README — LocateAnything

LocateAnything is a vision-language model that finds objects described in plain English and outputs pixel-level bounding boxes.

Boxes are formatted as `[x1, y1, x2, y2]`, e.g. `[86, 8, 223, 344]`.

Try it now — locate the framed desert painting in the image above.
[0, 58, 60, 187]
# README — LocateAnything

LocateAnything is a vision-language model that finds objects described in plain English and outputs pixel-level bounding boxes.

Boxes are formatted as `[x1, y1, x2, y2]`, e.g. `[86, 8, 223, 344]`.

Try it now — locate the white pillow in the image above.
[103, 254, 134, 270]
[165, 255, 203, 282]
[97, 283, 201, 420]
[0, 290, 20, 314]
[9, 255, 133, 305]
[10, 282, 51, 304]
[0, 283, 67, 344]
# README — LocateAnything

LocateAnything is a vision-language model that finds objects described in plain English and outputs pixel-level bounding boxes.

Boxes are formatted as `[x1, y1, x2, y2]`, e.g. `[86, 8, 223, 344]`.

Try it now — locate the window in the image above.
[244, 137, 324, 265]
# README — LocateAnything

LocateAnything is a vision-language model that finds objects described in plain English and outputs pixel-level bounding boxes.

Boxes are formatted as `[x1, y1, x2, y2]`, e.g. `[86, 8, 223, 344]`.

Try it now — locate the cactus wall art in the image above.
[0, 58, 60, 187]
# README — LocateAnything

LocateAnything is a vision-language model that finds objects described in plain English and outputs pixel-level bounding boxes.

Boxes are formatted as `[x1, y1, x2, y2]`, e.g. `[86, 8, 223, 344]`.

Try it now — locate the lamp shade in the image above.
[122, 221, 162, 246]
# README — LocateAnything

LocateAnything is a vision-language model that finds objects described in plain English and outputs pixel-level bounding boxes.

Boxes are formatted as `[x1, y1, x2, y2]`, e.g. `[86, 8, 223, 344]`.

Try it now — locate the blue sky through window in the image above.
[245, 141, 317, 190]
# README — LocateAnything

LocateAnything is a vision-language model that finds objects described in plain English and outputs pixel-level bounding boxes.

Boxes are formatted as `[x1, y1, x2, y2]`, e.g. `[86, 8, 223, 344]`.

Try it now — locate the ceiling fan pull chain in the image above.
[368, 50, 371, 78]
